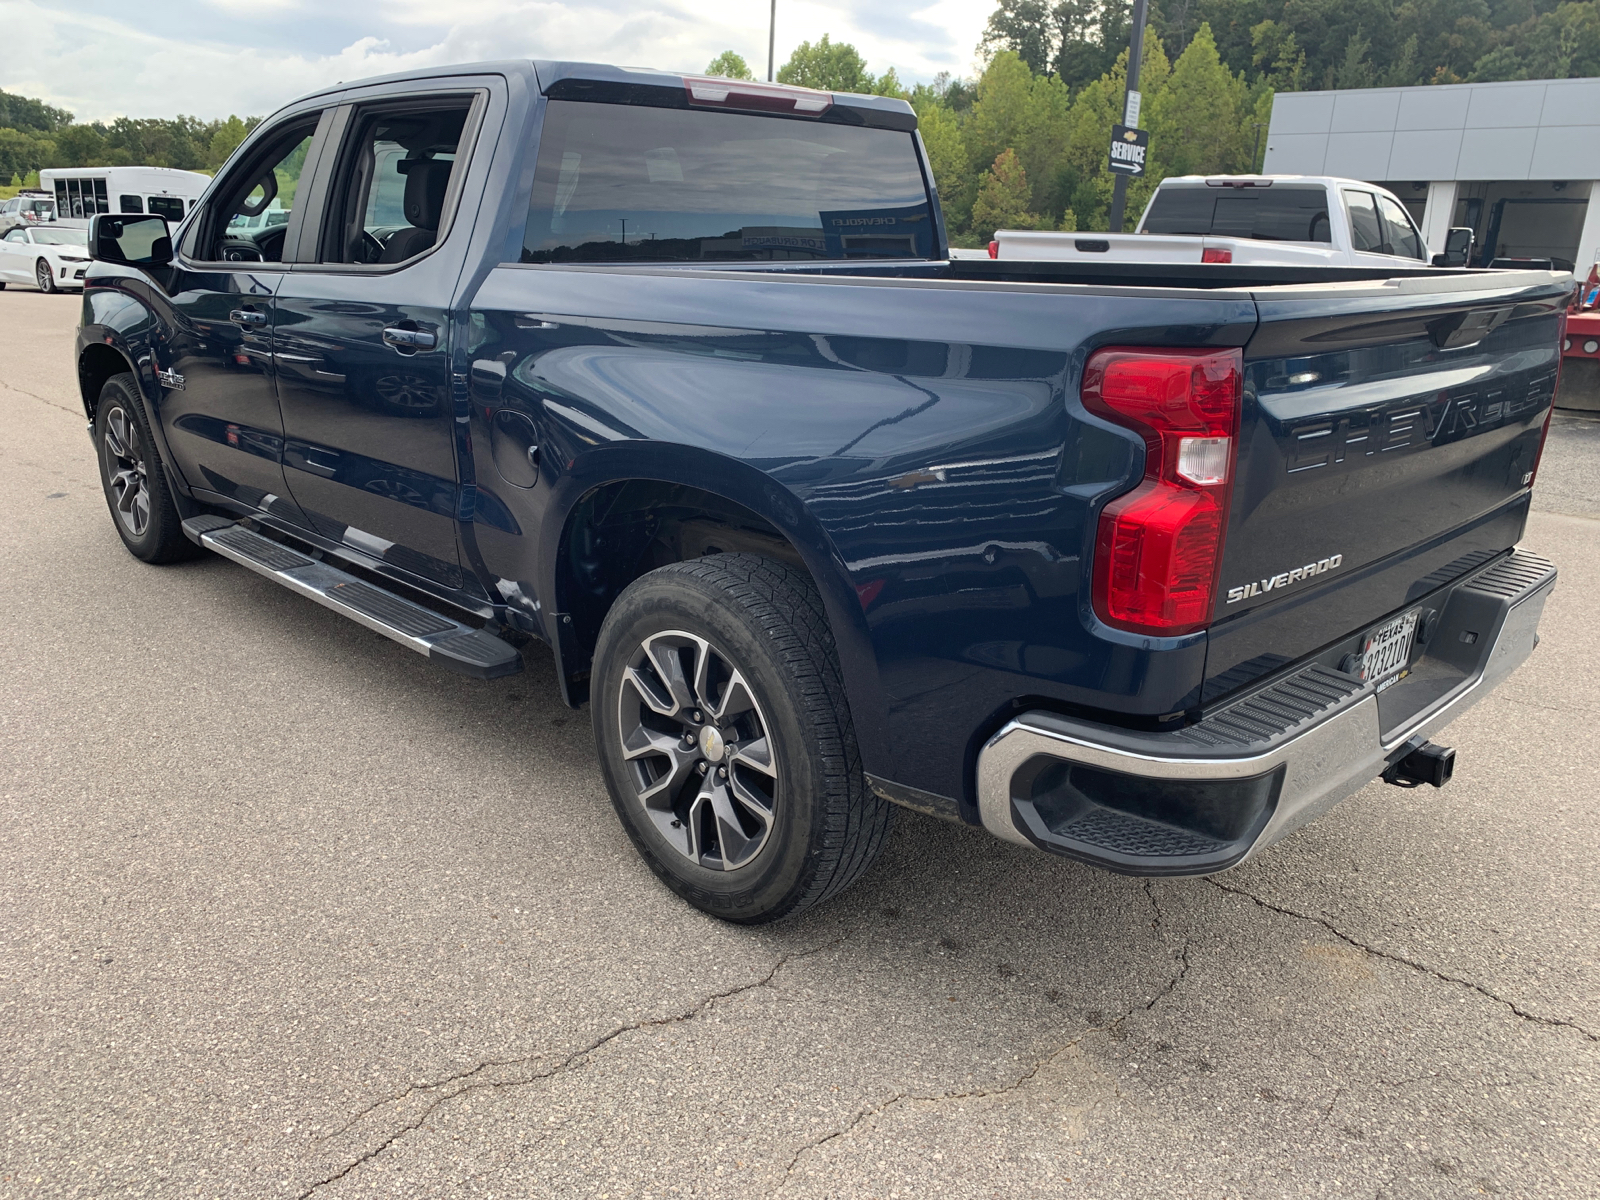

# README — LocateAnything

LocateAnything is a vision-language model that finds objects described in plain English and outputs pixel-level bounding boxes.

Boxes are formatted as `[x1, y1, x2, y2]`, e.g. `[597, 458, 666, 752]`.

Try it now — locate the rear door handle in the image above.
[383, 326, 437, 352]
[229, 308, 268, 326]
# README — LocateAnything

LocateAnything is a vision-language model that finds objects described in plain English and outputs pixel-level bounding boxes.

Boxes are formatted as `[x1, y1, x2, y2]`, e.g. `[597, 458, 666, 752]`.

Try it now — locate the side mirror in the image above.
[89, 213, 173, 267]
[1432, 226, 1475, 268]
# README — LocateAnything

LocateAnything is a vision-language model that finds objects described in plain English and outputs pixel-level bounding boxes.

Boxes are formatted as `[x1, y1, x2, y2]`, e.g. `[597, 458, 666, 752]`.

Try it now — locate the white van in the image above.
[39, 166, 210, 224]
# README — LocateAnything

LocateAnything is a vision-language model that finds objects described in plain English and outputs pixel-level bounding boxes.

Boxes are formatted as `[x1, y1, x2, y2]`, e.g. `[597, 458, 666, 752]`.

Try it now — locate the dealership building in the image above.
[1263, 76, 1600, 271]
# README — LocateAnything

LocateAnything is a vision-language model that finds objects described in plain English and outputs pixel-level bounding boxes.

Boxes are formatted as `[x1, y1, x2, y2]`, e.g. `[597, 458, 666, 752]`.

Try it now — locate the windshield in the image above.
[33, 228, 87, 246]
[1142, 185, 1332, 243]
[521, 101, 934, 263]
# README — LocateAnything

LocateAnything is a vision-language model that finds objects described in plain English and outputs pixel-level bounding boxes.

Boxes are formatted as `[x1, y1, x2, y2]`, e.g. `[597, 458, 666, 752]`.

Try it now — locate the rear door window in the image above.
[1344, 190, 1386, 253]
[1377, 194, 1424, 260]
[520, 100, 935, 263]
[1141, 186, 1331, 242]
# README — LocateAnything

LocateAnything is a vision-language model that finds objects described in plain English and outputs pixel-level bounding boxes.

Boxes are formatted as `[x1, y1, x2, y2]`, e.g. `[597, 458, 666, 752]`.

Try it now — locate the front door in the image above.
[273, 96, 479, 591]
[156, 111, 328, 522]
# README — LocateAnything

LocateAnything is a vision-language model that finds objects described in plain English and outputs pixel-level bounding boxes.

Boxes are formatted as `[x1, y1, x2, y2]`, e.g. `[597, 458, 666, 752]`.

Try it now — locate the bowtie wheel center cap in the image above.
[698, 725, 726, 762]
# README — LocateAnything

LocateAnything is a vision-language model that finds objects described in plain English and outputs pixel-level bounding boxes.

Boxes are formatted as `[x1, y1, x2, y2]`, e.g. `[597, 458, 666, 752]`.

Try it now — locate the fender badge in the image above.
[156, 368, 186, 391]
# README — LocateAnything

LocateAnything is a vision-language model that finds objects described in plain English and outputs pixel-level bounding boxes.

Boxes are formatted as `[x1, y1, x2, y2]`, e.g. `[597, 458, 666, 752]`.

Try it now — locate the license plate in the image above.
[1360, 610, 1419, 689]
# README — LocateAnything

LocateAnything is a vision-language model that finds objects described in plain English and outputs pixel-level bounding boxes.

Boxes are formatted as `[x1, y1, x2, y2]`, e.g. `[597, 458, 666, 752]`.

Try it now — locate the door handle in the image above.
[382, 325, 437, 352]
[229, 308, 267, 326]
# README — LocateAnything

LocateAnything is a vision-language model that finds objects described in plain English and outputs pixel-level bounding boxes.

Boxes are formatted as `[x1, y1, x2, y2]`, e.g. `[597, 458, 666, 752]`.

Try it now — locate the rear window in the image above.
[520, 100, 935, 263]
[1141, 185, 1332, 243]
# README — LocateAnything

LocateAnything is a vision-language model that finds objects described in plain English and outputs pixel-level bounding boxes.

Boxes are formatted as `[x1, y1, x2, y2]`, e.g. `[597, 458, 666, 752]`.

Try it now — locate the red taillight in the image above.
[683, 76, 832, 117]
[1083, 347, 1242, 636]
[1201, 247, 1232, 264]
[988, 240, 999, 259]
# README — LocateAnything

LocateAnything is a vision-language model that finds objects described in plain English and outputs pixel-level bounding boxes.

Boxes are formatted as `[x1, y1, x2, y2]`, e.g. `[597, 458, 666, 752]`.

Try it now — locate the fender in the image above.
[536, 440, 892, 775]
[77, 272, 201, 516]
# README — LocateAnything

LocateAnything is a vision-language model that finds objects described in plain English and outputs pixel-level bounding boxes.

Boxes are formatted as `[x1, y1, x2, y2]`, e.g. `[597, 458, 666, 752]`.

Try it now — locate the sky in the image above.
[1, 0, 996, 123]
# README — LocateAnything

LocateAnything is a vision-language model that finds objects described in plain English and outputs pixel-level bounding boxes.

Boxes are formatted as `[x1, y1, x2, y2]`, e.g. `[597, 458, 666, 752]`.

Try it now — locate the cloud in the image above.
[3, 0, 994, 122]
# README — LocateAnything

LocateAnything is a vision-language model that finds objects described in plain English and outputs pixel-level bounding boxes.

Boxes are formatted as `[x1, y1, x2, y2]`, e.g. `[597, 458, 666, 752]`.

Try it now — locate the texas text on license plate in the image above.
[1361, 609, 1419, 690]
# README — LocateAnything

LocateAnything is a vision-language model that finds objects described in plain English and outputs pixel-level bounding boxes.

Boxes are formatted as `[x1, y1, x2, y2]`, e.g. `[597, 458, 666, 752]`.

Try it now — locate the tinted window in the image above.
[322, 103, 470, 264]
[1141, 185, 1331, 242]
[148, 196, 185, 221]
[120, 194, 144, 214]
[1344, 190, 1385, 253]
[1377, 194, 1424, 260]
[521, 100, 934, 263]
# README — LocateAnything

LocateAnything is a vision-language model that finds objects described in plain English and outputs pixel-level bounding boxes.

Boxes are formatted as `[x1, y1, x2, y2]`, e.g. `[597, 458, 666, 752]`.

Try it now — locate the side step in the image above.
[182, 516, 523, 679]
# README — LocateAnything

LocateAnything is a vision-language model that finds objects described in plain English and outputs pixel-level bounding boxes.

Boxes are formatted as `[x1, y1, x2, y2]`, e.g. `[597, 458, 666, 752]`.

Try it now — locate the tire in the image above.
[592, 553, 891, 923]
[36, 258, 57, 294]
[0, 281, 7, 290]
[94, 374, 201, 563]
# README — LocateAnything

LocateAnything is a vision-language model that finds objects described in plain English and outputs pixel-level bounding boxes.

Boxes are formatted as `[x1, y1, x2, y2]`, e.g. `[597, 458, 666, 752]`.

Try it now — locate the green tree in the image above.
[1147, 24, 1248, 178]
[778, 35, 872, 92]
[0, 89, 72, 134]
[1251, 20, 1307, 90]
[1057, 0, 1133, 87]
[1062, 37, 1170, 229]
[206, 116, 257, 170]
[911, 94, 973, 236]
[872, 67, 910, 98]
[963, 52, 1073, 218]
[980, 0, 1058, 74]
[0, 127, 53, 182]
[1329, 29, 1378, 89]
[705, 50, 755, 80]
[970, 148, 1044, 241]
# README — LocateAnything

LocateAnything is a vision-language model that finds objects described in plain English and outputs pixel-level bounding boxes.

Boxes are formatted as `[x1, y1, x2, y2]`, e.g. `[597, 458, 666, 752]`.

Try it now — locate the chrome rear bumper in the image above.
[976, 549, 1556, 875]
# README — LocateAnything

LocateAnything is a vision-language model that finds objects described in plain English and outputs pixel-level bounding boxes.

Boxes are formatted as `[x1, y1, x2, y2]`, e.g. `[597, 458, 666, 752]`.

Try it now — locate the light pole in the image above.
[768, 0, 777, 82]
[1106, 0, 1149, 233]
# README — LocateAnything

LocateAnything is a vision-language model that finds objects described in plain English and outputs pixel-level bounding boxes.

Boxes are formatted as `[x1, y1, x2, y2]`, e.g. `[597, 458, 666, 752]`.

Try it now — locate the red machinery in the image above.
[1560, 261, 1600, 411]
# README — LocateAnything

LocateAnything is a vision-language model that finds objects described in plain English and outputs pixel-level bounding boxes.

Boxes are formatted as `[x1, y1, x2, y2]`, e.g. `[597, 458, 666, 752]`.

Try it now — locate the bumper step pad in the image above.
[182, 516, 522, 679]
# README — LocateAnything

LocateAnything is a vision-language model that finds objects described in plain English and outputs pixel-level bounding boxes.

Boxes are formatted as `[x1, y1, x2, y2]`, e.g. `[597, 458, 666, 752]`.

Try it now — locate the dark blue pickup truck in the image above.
[76, 61, 1564, 922]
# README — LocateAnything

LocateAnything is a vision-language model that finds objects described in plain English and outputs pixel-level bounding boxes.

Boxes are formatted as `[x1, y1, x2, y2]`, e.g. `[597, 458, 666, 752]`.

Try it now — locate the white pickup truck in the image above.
[992, 175, 1473, 269]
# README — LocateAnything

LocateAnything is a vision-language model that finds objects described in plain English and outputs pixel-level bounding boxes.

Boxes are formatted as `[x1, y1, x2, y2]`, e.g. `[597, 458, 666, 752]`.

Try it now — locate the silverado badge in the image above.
[1226, 554, 1342, 604]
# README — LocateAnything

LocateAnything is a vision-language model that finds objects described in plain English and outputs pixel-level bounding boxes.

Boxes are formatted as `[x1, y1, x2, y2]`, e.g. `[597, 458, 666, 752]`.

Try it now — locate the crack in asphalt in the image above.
[1207, 880, 1600, 1043]
[0, 378, 80, 417]
[297, 940, 840, 1198]
[772, 887, 1194, 1196]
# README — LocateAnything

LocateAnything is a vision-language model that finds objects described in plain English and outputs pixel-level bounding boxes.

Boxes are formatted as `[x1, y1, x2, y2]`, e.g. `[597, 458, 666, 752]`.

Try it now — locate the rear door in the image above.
[1204, 271, 1567, 700]
[1343, 188, 1429, 269]
[271, 83, 490, 592]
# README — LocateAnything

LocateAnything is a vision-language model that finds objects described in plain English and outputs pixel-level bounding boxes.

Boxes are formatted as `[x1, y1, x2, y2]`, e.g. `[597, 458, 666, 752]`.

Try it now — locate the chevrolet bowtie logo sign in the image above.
[1107, 124, 1149, 177]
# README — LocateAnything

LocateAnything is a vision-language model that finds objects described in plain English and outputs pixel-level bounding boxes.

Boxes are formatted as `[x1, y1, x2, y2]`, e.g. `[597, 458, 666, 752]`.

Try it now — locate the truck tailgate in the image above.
[1204, 271, 1569, 703]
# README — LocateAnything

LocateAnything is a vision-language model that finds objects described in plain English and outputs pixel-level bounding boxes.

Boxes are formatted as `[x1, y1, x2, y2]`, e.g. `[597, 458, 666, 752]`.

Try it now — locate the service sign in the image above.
[1107, 124, 1149, 177]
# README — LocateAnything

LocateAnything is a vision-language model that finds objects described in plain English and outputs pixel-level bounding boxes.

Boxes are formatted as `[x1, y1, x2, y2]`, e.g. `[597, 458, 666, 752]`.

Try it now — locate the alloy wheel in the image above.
[616, 630, 779, 871]
[36, 259, 52, 292]
[102, 406, 151, 537]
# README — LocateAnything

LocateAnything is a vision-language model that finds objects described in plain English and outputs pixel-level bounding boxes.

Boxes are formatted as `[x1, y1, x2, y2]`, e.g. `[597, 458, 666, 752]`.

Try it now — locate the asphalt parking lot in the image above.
[1, 284, 1596, 1200]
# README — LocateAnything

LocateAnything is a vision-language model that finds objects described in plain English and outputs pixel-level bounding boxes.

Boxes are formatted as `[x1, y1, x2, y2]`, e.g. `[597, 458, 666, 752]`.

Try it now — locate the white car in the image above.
[0, 224, 93, 293]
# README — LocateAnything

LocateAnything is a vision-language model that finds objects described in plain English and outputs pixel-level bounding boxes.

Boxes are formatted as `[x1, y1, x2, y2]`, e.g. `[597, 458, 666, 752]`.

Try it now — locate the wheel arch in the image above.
[539, 451, 891, 774]
[78, 341, 136, 422]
